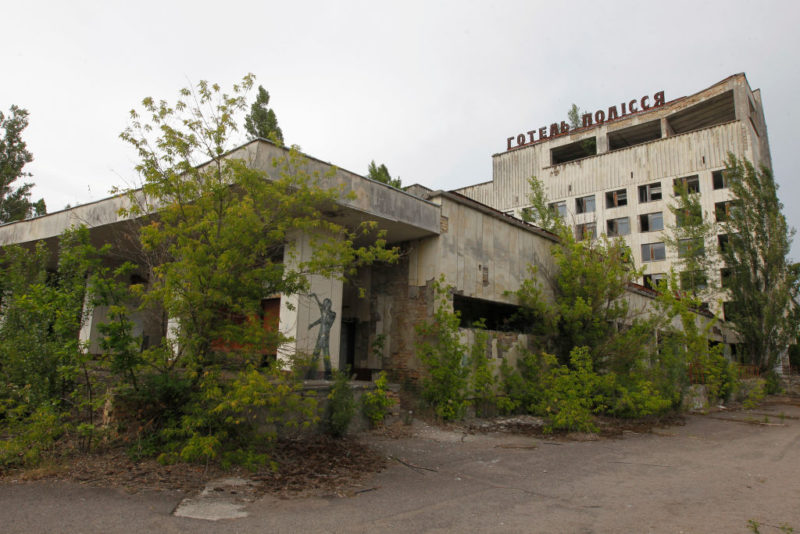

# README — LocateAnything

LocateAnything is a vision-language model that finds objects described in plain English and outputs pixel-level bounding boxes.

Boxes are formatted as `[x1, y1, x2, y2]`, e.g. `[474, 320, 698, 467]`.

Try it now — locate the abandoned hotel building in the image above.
[0, 74, 771, 378]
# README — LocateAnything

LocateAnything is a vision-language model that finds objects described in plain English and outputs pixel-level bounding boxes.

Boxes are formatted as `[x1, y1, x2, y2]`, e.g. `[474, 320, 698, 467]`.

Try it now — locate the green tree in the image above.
[243, 85, 284, 144]
[567, 103, 582, 131]
[663, 181, 717, 298]
[0, 105, 45, 222]
[520, 176, 562, 233]
[719, 154, 799, 372]
[367, 160, 401, 189]
[118, 75, 397, 464]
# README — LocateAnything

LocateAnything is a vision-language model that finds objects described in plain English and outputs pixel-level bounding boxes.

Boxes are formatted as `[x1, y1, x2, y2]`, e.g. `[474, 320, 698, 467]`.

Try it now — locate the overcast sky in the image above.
[3, 0, 799, 258]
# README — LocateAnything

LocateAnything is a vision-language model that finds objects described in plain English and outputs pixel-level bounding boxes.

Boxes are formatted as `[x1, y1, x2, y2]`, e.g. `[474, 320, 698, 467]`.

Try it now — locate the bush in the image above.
[325, 369, 355, 437]
[415, 277, 470, 420]
[361, 372, 395, 428]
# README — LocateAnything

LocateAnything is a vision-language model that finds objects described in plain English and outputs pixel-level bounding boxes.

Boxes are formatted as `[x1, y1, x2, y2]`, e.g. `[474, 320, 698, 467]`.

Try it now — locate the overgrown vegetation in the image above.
[0, 75, 397, 470]
[361, 371, 395, 428]
[416, 176, 753, 431]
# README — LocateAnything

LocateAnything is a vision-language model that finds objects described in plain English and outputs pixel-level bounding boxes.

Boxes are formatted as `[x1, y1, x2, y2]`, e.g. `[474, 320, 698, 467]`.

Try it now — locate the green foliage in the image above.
[663, 181, 717, 298]
[367, 160, 402, 189]
[361, 371, 395, 428]
[743, 379, 766, 409]
[521, 176, 562, 234]
[0, 105, 45, 223]
[120, 74, 397, 377]
[415, 277, 470, 420]
[720, 154, 799, 371]
[243, 85, 284, 144]
[0, 404, 64, 468]
[468, 322, 498, 417]
[325, 369, 355, 437]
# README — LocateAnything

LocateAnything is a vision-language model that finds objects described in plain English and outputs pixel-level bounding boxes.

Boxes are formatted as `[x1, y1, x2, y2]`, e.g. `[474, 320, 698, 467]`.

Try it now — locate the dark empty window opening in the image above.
[680, 270, 708, 291]
[576, 195, 595, 214]
[718, 234, 729, 254]
[605, 189, 627, 208]
[608, 119, 662, 151]
[453, 294, 527, 332]
[715, 201, 732, 222]
[643, 273, 666, 290]
[720, 267, 732, 288]
[674, 175, 700, 195]
[666, 90, 736, 135]
[712, 170, 727, 190]
[607, 217, 630, 237]
[639, 212, 663, 232]
[639, 182, 662, 203]
[551, 137, 597, 165]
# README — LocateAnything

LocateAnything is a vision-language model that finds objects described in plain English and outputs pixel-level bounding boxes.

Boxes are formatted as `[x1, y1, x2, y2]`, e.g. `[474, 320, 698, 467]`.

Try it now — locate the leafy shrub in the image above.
[415, 277, 470, 420]
[743, 378, 766, 409]
[325, 369, 355, 437]
[468, 322, 498, 417]
[361, 371, 395, 428]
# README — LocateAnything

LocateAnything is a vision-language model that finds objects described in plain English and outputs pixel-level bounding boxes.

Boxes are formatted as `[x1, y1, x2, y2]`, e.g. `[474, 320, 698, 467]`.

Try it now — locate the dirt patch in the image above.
[0, 436, 386, 497]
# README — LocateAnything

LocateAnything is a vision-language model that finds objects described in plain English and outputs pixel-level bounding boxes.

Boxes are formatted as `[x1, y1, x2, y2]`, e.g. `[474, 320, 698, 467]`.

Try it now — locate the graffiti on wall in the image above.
[307, 292, 336, 378]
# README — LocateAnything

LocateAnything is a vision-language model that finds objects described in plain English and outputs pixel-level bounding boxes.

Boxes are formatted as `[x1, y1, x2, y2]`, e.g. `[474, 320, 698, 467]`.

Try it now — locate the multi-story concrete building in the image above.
[456, 73, 770, 314]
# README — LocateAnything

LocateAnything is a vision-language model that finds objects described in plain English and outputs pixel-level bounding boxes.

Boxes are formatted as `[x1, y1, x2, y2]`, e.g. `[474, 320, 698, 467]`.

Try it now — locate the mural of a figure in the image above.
[307, 293, 336, 379]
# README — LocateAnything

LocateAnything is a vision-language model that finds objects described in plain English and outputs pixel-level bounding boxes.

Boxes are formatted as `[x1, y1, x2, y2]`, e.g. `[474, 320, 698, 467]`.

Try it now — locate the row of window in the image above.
[643, 267, 734, 291]
[640, 235, 729, 262]
[573, 200, 732, 240]
[557, 170, 728, 216]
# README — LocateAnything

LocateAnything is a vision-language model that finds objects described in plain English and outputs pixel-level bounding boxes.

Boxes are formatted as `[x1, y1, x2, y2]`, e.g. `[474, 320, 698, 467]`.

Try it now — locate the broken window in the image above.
[674, 175, 700, 195]
[608, 120, 662, 151]
[717, 234, 729, 254]
[720, 267, 732, 288]
[678, 238, 705, 258]
[549, 201, 567, 218]
[606, 217, 630, 237]
[638, 182, 662, 203]
[680, 270, 708, 291]
[575, 195, 596, 214]
[666, 90, 736, 134]
[575, 222, 596, 241]
[605, 189, 627, 208]
[715, 201, 732, 222]
[452, 294, 527, 332]
[551, 137, 597, 165]
[712, 170, 728, 190]
[641, 242, 666, 262]
[675, 204, 702, 228]
[639, 212, 663, 232]
[643, 273, 666, 290]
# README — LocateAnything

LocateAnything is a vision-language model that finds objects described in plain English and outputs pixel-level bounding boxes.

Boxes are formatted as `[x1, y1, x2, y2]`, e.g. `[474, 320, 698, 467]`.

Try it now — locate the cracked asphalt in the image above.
[2, 400, 799, 533]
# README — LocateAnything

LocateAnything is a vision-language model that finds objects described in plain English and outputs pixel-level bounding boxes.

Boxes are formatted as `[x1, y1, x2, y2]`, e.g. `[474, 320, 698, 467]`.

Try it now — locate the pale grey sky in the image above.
[3, 0, 799, 257]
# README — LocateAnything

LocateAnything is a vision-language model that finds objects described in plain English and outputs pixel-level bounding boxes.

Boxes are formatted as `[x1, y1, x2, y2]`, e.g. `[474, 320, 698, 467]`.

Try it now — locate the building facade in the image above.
[456, 74, 770, 315]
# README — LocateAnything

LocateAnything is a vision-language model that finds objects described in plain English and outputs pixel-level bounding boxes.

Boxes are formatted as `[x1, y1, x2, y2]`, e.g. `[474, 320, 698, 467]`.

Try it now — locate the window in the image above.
[639, 212, 663, 232]
[717, 234, 729, 254]
[638, 182, 662, 203]
[678, 238, 705, 258]
[575, 222, 596, 241]
[575, 195, 595, 214]
[453, 294, 527, 332]
[712, 170, 728, 190]
[605, 189, 627, 208]
[675, 205, 702, 227]
[720, 267, 732, 288]
[680, 270, 708, 291]
[643, 273, 666, 290]
[715, 201, 732, 222]
[606, 217, 630, 237]
[641, 242, 666, 262]
[549, 201, 567, 218]
[674, 175, 700, 195]
[551, 137, 597, 164]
